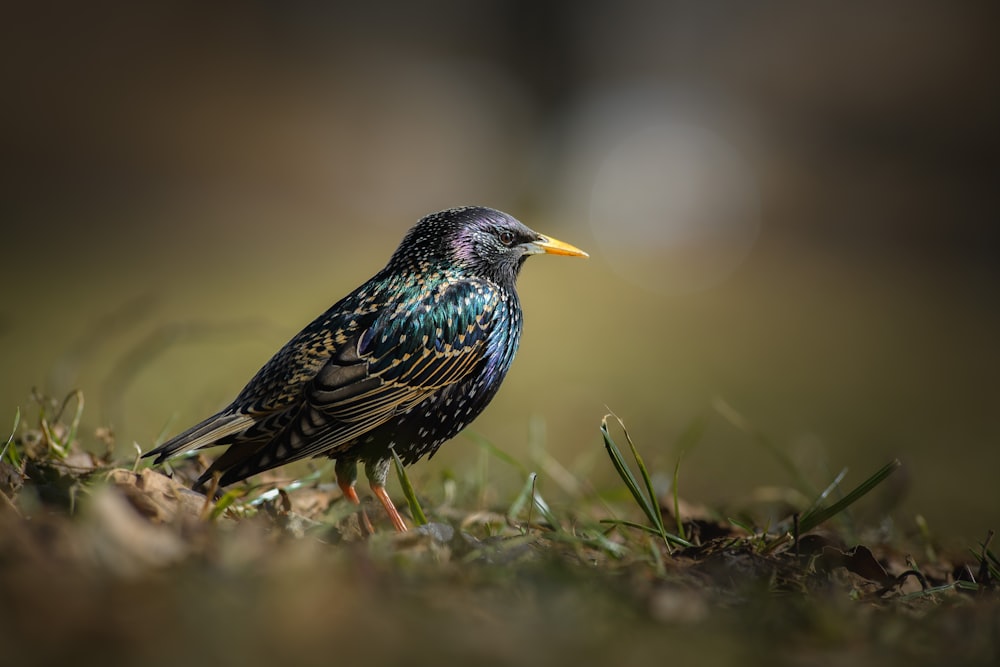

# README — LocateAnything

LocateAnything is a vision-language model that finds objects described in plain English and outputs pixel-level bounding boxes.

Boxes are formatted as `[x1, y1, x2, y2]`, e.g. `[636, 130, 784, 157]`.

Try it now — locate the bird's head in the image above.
[389, 206, 588, 286]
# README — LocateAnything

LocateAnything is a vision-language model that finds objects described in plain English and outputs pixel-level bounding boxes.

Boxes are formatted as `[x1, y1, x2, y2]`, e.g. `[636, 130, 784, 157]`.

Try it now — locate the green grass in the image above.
[1, 408, 19, 466]
[392, 447, 428, 527]
[0, 391, 997, 667]
[600, 413, 691, 548]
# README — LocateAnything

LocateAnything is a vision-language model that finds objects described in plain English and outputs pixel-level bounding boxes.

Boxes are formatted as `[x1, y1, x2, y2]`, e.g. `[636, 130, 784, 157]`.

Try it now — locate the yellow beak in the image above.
[526, 234, 589, 258]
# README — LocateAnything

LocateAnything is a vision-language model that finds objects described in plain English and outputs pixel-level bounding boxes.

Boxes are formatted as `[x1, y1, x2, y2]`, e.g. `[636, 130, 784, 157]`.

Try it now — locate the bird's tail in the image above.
[143, 411, 253, 464]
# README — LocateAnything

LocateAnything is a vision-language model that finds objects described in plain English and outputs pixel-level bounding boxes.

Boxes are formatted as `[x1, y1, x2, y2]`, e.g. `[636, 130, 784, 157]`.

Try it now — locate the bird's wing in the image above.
[144, 307, 366, 463]
[234, 279, 499, 467]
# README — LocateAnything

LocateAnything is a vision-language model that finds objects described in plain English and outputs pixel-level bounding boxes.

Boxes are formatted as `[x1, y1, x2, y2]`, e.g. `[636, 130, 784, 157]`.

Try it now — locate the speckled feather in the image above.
[145, 207, 584, 502]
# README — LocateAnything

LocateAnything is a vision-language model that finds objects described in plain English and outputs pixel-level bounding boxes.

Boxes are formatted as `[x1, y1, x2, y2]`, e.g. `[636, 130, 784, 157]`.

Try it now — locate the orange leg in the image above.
[371, 484, 408, 533]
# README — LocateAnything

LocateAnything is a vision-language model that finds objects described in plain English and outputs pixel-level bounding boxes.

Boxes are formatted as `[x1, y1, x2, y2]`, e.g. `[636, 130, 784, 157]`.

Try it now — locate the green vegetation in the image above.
[0, 392, 997, 667]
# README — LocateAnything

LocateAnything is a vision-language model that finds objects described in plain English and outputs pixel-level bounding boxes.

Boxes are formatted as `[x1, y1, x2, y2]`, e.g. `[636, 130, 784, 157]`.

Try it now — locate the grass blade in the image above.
[802, 467, 848, 517]
[210, 489, 244, 521]
[728, 517, 757, 536]
[63, 390, 85, 458]
[530, 483, 560, 531]
[392, 448, 428, 526]
[507, 472, 536, 521]
[599, 518, 692, 548]
[1, 408, 20, 467]
[622, 418, 667, 537]
[669, 415, 705, 543]
[986, 551, 1000, 581]
[798, 459, 901, 532]
[508, 472, 561, 531]
[42, 390, 85, 459]
[600, 414, 665, 539]
[600, 418, 648, 514]
[575, 529, 630, 558]
[672, 457, 686, 542]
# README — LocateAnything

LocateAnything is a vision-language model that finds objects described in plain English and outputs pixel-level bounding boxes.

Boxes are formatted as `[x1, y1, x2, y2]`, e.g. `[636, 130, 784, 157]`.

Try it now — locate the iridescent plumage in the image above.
[144, 206, 587, 531]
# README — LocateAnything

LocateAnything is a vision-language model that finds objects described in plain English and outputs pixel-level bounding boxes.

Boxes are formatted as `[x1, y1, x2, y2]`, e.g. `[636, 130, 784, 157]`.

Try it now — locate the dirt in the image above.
[1, 407, 997, 667]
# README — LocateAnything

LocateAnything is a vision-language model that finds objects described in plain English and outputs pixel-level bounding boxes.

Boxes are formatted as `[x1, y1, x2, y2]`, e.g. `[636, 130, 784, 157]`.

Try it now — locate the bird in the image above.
[144, 206, 587, 532]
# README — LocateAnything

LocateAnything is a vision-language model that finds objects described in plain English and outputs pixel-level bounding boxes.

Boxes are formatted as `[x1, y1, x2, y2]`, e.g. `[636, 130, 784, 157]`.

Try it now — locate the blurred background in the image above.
[2, 1, 997, 539]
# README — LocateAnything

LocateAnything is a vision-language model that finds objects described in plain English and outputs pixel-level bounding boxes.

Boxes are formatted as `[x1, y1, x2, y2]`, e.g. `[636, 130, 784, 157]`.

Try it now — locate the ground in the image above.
[1, 399, 996, 667]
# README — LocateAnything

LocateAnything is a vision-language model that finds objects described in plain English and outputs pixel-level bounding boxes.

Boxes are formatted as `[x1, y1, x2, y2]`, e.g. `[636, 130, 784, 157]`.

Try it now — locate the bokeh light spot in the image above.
[589, 121, 760, 294]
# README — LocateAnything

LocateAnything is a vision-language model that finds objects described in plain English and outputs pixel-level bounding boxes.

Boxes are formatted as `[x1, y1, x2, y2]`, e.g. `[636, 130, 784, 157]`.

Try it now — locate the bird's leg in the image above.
[335, 458, 373, 535]
[367, 458, 408, 533]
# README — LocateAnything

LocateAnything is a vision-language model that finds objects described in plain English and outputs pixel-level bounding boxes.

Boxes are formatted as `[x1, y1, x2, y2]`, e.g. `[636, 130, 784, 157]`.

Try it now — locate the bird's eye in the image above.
[498, 230, 515, 246]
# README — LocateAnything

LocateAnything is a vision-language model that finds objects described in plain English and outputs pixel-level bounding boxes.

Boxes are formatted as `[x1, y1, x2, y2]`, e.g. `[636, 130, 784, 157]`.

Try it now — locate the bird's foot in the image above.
[372, 483, 408, 533]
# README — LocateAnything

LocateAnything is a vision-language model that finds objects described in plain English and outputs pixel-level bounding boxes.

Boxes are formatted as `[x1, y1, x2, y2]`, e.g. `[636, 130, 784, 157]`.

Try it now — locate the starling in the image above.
[144, 206, 587, 531]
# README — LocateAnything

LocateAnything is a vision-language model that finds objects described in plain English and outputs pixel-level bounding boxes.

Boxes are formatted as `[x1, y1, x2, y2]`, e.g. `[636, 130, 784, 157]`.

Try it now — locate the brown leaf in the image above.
[819, 544, 892, 585]
[107, 468, 208, 523]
